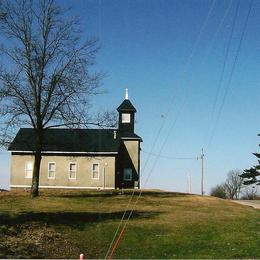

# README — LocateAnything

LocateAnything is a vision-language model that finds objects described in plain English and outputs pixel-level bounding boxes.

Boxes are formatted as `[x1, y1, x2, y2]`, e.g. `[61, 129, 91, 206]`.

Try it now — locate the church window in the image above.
[124, 168, 132, 181]
[92, 163, 99, 179]
[25, 161, 33, 178]
[122, 113, 131, 123]
[48, 162, 56, 179]
[69, 162, 77, 179]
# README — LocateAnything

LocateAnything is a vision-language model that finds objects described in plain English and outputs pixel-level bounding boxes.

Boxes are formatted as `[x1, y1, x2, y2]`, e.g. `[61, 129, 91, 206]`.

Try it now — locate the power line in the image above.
[217, 0, 253, 123]
[207, 0, 253, 150]
[204, 0, 240, 150]
[142, 150, 197, 160]
[211, 0, 239, 119]
[201, 0, 234, 66]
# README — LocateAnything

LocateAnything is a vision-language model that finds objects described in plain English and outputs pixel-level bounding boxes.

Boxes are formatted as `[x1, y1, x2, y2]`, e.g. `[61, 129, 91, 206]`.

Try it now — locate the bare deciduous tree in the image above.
[224, 170, 243, 200]
[0, 0, 115, 197]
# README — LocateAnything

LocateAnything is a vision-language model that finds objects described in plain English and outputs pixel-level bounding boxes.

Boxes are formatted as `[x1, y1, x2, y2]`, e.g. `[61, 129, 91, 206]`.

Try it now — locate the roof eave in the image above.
[10, 151, 118, 155]
[120, 137, 143, 142]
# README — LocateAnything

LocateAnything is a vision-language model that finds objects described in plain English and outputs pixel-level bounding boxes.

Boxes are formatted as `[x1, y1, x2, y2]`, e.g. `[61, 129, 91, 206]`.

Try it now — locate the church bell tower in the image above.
[117, 89, 136, 134]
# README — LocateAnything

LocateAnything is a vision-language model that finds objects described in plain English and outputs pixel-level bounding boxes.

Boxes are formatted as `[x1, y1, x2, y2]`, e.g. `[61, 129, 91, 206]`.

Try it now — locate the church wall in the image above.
[115, 140, 140, 189]
[10, 154, 116, 189]
[123, 140, 139, 174]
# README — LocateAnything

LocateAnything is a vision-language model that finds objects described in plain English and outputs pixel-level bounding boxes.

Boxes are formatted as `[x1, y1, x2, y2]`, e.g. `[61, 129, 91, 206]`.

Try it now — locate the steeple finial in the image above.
[125, 88, 129, 100]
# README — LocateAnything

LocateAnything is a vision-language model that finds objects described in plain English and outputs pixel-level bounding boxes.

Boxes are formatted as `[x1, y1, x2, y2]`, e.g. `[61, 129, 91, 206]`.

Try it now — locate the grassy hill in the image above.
[0, 189, 259, 259]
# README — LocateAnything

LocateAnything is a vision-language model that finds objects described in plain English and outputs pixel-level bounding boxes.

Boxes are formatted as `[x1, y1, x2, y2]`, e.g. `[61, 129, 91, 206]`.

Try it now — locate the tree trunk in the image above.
[31, 150, 42, 197]
[31, 129, 43, 198]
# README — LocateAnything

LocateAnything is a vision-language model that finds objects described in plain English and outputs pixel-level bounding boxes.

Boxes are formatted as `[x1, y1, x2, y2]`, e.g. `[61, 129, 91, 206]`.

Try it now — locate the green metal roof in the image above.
[8, 128, 142, 153]
[117, 99, 136, 112]
[8, 128, 120, 153]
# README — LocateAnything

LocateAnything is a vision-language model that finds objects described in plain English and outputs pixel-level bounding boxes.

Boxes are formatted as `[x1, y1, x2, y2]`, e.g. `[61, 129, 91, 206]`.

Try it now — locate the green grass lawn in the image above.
[0, 189, 259, 259]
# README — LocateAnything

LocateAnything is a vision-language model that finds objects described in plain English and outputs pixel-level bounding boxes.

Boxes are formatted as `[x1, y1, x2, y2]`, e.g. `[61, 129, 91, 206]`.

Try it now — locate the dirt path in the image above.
[233, 200, 260, 209]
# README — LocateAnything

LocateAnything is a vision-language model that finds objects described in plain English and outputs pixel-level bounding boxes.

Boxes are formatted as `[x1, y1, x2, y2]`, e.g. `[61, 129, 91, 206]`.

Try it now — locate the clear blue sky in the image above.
[1, 0, 259, 194]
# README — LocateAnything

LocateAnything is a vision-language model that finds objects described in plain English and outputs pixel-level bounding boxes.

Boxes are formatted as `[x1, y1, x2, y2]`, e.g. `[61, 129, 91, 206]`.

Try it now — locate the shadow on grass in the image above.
[0, 210, 160, 228]
[137, 191, 191, 198]
[40, 190, 190, 199]
[54, 191, 119, 198]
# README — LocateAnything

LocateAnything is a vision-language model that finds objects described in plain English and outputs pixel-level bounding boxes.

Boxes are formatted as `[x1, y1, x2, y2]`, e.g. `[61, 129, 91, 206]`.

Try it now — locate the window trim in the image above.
[123, 168, 132, 181]
[122, 113, 131, 123]
[68, 162, 77, 180]
[47, 162, 56, 179]
[25, 161, 33, 179]
[92, 163, 100, 180]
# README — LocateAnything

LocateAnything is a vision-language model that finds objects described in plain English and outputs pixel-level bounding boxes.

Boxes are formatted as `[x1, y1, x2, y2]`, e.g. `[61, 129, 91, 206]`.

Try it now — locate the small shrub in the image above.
[210, 184, 227, 199]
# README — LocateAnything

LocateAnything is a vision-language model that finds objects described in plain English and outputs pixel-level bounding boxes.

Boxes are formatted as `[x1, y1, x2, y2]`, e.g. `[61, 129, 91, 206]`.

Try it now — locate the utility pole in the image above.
[187, 173, 192, 193]
[197, 148, 205, 196]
